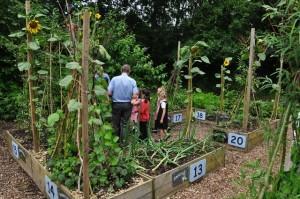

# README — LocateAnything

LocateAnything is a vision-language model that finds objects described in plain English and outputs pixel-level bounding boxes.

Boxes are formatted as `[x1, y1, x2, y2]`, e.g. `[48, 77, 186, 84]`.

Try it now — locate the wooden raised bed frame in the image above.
[4, 131, 152, 199]
[140, 146, 225, 199]
[213, 120, 279, 152]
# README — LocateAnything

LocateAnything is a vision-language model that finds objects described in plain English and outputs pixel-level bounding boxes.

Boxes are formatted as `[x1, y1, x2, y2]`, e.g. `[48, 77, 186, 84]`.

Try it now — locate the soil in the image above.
[0, 120, 291, 199]
[0, 121, 44, 199]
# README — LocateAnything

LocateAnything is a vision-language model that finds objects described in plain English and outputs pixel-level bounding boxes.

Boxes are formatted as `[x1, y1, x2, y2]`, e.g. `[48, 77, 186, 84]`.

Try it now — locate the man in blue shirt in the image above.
[108, 64, 138, 141]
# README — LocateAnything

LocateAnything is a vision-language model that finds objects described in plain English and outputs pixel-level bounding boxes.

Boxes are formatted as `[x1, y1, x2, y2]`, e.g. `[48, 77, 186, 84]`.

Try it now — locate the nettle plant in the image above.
[9, 1, 136, 192]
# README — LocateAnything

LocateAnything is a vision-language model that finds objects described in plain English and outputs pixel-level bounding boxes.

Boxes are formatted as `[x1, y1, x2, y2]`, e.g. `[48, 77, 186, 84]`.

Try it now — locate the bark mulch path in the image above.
[170, 123, 290, 199]
[0, 121, 44, 199]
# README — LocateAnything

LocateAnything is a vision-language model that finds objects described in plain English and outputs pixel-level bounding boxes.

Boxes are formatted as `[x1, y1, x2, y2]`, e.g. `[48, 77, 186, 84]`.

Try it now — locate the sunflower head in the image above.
[27, 19, 41, 34]
[223, 57, 232, 66]
[95, 13, 102, 20]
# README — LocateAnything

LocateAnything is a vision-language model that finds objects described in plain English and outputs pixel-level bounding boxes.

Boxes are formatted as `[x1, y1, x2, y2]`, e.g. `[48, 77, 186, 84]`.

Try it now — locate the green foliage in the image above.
[95, 13, 166, 90]
[89, 124, 136, 190]
[193, 92, 220, 113]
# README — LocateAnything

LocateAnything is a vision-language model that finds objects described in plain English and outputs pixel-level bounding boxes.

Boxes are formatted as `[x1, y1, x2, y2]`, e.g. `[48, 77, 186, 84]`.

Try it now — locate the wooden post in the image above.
[243, 28, 255, 130]
[177, 41, 181, 62]
[184, 55, 193, 138]
[81, 10, 90, 199]
[220, 65, 225, 112]
[25, 0, 39, 152]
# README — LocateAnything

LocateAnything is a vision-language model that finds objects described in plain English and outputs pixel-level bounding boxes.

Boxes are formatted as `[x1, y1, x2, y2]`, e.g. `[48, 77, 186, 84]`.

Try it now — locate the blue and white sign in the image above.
[195, 111, 206, 121]
[228, 132, 247, 148]
[45, 176, 59, 199]
[172, 113, 183, 123]
[189, 159, 206, 182]
[12, 141, 19, 159]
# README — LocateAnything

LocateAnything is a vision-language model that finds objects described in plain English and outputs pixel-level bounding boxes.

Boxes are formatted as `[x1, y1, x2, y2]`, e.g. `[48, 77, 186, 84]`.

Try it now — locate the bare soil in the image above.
[0, 121, 44, 199]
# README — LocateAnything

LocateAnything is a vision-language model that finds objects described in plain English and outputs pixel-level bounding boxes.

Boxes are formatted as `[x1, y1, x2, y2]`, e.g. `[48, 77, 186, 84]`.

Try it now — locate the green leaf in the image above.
[216, 84, 221, 88]
[258, 53, 266, 61]
[8, 31, 25, 38]
[48, 37, 59, 42]
[17, 14, 26, 18]
[92, 59, 105, 65]
[47, 113, 60, 127]
[224, 76, 232, 81]
[215, 73, 221, 78]
[66, 62, 81, 71]
[110, 157, 119, 166]
[67, 99, 82, 112]
[176, 60, 187, 68]
[37, 70, 48, 75]
[191, 67, 205, 75]
[18, 62, 31, 71]
[28, 41, 40, 50]
[59, 75, 73, 88]
[35, 13, 46, 18]
[225, 70, 231, 74]
[99, 45, 111, 60]
[195, 88, 202, 93]
[94, 85, 107, 96]
[184, 75, 192, 79]
[113, 136, 119, 143]
[195, 41, 209, 48]
[104, 132, 112, 140]
[200, 56, 210, 64]
[254, 60, 261, 67]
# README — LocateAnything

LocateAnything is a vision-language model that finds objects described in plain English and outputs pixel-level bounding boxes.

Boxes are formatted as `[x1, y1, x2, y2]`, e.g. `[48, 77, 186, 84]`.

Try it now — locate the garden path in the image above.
[0, 121, 44, 199]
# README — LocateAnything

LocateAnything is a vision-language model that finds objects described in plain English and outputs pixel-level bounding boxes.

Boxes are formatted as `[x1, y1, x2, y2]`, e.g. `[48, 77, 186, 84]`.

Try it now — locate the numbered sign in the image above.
[172, 113, 183, 123]
[12, 141, 19, 159]
[228, 133, 247, 148]
[195, 111, 206, 121]
[45, 176, 59, 199]
[189, 159, 206, 182]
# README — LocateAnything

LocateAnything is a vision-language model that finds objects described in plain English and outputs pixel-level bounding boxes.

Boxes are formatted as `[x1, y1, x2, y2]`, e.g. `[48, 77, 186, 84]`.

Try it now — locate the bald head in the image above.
[121, 64, 131, 74]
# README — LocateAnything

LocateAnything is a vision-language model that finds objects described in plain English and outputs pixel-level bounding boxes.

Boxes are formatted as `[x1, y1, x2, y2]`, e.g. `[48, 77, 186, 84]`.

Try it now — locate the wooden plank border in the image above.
[140, 146, 225, 199]
[4, 131, 152, 199]
[212, 120, 279, 152]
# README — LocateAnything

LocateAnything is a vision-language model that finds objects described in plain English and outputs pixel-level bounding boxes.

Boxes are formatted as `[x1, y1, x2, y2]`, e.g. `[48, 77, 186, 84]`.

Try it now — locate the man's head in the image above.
[121, 64, 131, 74]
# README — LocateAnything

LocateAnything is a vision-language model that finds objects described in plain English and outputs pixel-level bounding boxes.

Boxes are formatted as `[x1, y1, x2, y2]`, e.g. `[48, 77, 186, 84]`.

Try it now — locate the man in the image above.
[108, 64, 138, 141]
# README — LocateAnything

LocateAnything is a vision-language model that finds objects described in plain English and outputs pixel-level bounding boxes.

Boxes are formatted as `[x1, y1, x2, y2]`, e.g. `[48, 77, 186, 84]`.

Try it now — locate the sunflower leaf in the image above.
[68, 99, 82, 112]
[191, 67, 205, 75]
[59, 75, 73, 88]
[66, 62, 82, 71]
[28, 41, 40, 50]
[35, 13, 46, 18]
[8, 31, 25, 38]
[37, 70, 48, 75]
[200, 56, 210, 64]
[48, 37, 59, 42]
[184, 75, 192, 79]
[17, 62, 31, 71]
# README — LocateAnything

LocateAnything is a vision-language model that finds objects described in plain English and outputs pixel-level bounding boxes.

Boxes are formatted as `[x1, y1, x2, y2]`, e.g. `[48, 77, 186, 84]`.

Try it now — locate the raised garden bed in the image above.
[138, 143, 225, 199]
[4, 131, 152, 199]
[212, 120, 279, 152]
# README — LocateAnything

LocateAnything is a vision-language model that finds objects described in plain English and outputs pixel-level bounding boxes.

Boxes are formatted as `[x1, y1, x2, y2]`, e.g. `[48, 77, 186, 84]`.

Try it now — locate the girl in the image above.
[130, 93, 140, 123]
[139, 89, 150, 139]
[154, 87, 168, 139]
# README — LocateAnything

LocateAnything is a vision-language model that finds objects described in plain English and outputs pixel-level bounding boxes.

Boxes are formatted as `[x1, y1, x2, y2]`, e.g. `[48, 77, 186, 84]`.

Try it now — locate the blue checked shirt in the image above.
[108, 73, 138, 102]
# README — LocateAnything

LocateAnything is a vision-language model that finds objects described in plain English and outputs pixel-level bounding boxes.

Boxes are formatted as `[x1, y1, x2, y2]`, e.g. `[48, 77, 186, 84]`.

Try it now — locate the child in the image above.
[154, 87, 168, 139]
[130, 93, 140, 123]
[139, 89, 150, 139]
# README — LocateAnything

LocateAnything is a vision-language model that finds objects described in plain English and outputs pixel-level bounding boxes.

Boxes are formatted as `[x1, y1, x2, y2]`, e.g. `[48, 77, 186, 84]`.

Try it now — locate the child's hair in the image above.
[158, 86, 167, 99]
[142, 89, 150, 102]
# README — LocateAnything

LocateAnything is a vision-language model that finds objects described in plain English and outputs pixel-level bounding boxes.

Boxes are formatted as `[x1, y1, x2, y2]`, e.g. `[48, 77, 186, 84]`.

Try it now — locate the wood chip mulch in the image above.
[0, 121, 45, 199]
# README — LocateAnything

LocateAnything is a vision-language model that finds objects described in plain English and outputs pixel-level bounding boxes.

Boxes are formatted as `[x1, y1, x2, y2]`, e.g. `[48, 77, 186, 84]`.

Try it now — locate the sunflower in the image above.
[27, 19, 41, 34]
[223, 58, 231, 66]
[95, 13, 102, 20]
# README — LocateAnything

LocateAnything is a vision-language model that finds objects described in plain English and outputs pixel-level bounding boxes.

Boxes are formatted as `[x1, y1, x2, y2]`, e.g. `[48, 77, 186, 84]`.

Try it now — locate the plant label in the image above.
[172, 167, 188, 186]
[189, 159, 206, 182]
[12, 141, 19, 159]
[195, 111, 206, 121]
[228, 133, 247, 148]
[172, 113, 183, 123]
[45, 176, 59, 199]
